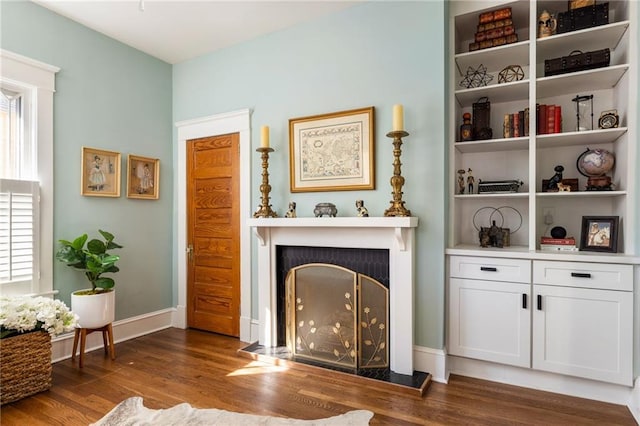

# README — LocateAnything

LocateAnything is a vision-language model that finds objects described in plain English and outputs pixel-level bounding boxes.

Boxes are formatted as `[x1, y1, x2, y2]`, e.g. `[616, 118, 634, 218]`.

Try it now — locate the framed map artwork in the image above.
[288, 107, 374, 192]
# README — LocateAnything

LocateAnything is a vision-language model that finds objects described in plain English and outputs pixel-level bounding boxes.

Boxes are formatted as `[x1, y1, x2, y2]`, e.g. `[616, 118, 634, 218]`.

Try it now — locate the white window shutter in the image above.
[0, 179, 39, 294]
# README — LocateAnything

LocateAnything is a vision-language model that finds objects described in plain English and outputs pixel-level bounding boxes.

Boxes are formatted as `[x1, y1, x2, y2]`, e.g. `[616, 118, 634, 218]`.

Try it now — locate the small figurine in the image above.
[284, 201, 297, 218]
[467, 168, 475, 194]
[457, 169, 466, 194]
[355, 200, 369, 217]
[557, 182, 571, 192]
[547, 165, 564, 191]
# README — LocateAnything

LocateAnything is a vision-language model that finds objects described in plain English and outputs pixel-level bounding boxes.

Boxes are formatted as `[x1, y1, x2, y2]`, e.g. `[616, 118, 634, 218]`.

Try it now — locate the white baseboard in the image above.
[173, 305, 187, 329]
[447, 354, 633, 406]
[630, 377, 640, 424]
[413, 345, 448, 383]
[51, 308, 175, 363]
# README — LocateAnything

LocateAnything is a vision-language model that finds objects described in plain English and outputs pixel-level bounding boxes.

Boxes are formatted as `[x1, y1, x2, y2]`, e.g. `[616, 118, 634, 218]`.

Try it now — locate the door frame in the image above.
[175, 109, 253, 342]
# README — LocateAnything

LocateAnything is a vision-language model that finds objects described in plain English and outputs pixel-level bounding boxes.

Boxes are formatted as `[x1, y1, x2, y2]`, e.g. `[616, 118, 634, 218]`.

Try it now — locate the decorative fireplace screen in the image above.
[285, 263, 389, 370]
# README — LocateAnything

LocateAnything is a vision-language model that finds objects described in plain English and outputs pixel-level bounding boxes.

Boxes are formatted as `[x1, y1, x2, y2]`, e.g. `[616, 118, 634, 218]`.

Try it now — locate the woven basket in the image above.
[1, 331, 52, 405]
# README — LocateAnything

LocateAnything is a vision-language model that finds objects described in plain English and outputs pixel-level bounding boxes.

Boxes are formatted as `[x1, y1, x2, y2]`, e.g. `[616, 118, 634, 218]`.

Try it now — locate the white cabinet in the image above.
[448, 256, 531, 367]
[449, 278, 531, 367]
[448, 256, 635, 385]
[448, 0, 637, 253]
[532, 261, 633, 386]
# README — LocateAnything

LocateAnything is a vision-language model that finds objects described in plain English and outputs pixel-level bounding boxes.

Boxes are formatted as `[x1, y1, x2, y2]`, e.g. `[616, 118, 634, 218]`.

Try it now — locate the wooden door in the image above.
[187, 133, 240, 337]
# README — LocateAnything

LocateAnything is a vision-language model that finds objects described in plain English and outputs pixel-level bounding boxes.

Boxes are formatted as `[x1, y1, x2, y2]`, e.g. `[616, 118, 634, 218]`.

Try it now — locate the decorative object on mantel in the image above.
[459, 64, 493, 89]
[313, 203, 337, 217]
[284, 201, 297, 218]
[355, 200, 369, 217]
[384, 105, 411, 217]
[473, 206, 522, 248]
[253, 126, 278, 218]
[498, 65, 524, 83]
[576, 148, 615, 191]
[0, 296, 78, 404]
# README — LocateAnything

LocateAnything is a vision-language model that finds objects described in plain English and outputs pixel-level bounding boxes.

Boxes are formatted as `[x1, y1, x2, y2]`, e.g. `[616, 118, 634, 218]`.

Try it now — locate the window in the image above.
[0, 50, 59, 296]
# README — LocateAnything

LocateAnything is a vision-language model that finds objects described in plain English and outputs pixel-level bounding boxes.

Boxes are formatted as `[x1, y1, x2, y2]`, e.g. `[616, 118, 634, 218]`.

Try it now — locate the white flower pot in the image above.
[71, 289, 115, 329]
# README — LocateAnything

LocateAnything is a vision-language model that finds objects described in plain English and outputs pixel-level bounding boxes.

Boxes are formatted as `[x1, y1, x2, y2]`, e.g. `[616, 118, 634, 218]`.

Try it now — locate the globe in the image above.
[577, 148, 615, 177]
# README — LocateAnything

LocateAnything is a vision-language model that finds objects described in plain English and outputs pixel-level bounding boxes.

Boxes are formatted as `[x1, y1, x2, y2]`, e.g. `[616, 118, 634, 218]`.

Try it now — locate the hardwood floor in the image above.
[1, 328, 636, 425]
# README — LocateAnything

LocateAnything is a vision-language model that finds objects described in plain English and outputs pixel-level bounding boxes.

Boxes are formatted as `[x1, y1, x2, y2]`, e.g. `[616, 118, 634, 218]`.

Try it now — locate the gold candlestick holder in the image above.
[253, 147, 278, 218]
[384, 130, 411, 217]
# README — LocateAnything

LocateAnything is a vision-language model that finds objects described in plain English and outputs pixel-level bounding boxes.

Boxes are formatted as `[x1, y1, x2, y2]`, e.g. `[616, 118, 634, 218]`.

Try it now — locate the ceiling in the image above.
[32, 1, 360, 64]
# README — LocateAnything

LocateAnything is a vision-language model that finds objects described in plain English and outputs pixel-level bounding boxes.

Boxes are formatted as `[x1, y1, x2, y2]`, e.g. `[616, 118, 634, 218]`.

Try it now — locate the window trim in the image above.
[1, 49, 59, 296]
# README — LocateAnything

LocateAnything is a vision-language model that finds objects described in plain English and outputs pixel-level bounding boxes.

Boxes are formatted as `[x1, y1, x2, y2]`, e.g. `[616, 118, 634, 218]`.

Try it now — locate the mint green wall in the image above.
[0, 1, 174, 319]
[173, 2, 447, 348]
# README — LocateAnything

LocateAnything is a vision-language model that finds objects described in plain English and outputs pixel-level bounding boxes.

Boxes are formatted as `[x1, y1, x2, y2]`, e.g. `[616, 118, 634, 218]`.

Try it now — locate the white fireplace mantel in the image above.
[247, 216, 419, 375]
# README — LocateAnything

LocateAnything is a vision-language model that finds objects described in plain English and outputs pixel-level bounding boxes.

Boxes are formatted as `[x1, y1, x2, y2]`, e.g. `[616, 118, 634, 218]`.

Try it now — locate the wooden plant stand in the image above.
[72, 323, 116, 368]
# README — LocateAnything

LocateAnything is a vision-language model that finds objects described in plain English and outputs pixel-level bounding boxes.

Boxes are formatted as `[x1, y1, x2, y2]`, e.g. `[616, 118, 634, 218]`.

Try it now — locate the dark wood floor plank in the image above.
[0, 328, 635, 425]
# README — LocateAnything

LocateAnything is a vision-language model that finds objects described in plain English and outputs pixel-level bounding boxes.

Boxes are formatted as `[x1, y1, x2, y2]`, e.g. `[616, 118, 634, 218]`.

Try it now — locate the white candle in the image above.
[260, 126, 270, 148]
[393, 104, 404, 131]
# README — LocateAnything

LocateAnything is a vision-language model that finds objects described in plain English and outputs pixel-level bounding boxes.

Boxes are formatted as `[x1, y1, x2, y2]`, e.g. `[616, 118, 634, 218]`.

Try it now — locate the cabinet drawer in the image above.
[533, 261, 632, 291]
[450, 256, 530, 283]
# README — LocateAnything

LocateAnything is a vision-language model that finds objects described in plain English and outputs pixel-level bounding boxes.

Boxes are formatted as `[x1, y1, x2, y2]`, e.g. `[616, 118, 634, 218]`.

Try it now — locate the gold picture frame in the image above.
[81, 147, 121, 197]
[289, 107, 375, 192]
[126, 154, 159, 200]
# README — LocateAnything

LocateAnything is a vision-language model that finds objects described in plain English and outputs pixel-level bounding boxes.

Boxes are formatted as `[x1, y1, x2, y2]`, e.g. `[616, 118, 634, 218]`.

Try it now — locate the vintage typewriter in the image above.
[478, 179, 523, 194]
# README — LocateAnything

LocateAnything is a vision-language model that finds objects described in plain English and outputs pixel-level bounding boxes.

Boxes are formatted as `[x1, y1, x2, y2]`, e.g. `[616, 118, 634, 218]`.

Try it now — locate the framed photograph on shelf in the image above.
[126, 155, 159, 200]
[81, 147, 121, 197]
[579, 216, 619, 253]
[288, 106, 374, 192]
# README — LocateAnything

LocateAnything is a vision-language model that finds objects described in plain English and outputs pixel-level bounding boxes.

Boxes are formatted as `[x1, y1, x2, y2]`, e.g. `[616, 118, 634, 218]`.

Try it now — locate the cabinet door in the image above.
[449, 278, 531, 367]
[532, 285, 633, 386]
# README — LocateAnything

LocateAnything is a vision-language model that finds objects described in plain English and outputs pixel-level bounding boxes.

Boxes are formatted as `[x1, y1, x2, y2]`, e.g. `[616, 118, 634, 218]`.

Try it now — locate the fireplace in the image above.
[283, 259, 389, 370]
[248, 217, 418, 376]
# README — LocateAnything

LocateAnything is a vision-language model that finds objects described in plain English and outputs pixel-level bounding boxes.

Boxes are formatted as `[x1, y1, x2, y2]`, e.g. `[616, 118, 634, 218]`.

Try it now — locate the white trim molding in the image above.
[0, 50, 59, 296]
[175, 109, 252, 341]
[51, 308, 174, 362]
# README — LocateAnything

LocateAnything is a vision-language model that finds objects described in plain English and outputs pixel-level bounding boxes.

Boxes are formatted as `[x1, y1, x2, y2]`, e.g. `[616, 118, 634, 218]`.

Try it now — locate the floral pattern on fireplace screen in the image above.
[286, 264, 389, 370]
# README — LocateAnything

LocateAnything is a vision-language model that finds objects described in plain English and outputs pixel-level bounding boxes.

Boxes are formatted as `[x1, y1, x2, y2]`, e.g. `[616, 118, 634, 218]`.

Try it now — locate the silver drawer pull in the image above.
[480, 266, 497, 272]
[571, 272, 592, 278]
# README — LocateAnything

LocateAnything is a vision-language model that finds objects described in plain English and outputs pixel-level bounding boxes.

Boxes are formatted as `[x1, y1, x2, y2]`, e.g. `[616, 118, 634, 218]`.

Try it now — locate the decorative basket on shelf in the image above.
[0, 331, 52, 405]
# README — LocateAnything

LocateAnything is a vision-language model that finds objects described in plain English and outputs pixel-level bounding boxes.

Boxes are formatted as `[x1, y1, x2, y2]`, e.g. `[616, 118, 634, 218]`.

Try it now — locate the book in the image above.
[523, 108, 530, 136]
[547, 105, 555, 134]
[503, 114, 512, 138]
[513, 112, 520, 137]
[518, 110, 524, 136]
[540, 236, 576, 245]
[537, 104, 547, 135]
[554, 106, 562, 133]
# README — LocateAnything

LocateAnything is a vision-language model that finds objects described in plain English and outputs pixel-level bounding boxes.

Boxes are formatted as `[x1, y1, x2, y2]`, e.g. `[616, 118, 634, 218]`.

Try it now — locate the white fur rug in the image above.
[92, 397, 373, 426]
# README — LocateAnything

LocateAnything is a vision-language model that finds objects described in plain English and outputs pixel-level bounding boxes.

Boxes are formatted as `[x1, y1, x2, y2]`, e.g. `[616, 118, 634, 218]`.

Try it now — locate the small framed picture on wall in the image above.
[81, 147, 121, 197]
[126, 154, 160, 200]
[579, 216, 619, 253]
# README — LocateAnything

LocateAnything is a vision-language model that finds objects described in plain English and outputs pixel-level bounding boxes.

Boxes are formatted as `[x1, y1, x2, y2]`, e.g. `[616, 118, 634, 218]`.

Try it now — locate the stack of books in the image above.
[540, 236, 578, 251]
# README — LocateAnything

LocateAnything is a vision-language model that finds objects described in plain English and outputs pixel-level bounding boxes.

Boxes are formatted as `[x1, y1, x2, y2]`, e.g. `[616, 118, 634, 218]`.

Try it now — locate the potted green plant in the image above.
[56, 230, 122, 328]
